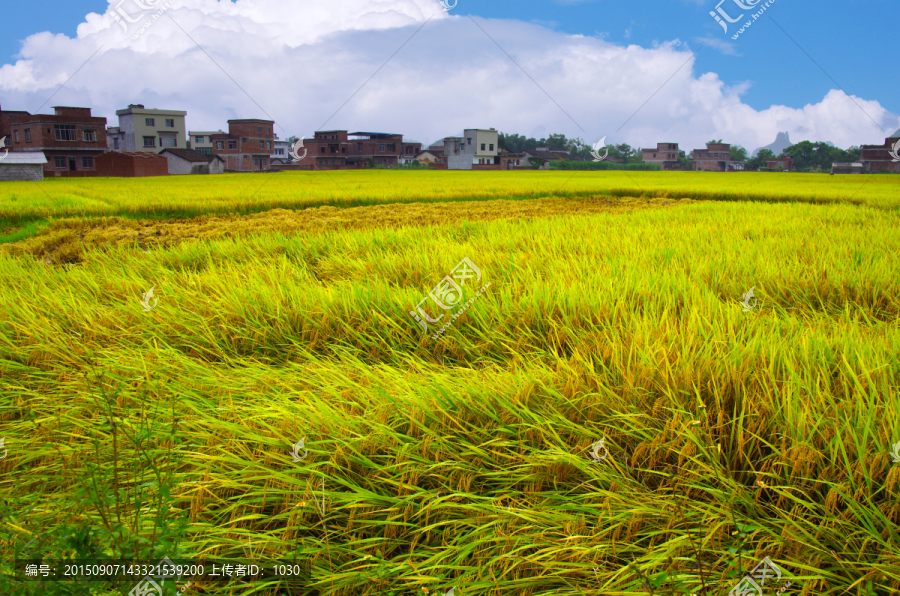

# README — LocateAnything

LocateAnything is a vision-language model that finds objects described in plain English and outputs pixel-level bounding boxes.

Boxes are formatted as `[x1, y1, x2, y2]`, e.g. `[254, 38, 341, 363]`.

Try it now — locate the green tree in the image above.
[730, 146, 748, 162]
[707, 139, 723, 145]
[746, 148, 775, 170]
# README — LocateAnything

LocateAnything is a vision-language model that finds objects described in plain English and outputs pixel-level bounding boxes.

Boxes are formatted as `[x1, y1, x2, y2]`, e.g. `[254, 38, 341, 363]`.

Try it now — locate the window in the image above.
[143, 136, 156, 147]
[653, 153, 657, 158]
[54, 124, 77, 141]
[2, 135, 10, 146]
[268, 127, 272, 134]
[215, 141, 224, 150]
[145, 118, 155, 127]
[24, 129, 31, 142]
[83, 130, 97, 142]
[267, 141, 272, 150]
[195, 136, 204, 143]
[13, 130, 19, 142]
[714, 153, 719, 158]
[54, 156, 66, 168]
[467, 138, 471, 145]
[113, 138, 119, 149]
[229, 141, 237, 150]
[258, 126, 262, 133]
[481, 143, 486, 151]
[341, 147, 346, 153]
[165, 119, 175, 128]
[489, 144, 494, 151]
[82, 156, 94, 169]
[259, 140, 265, 149]
[387, 144, 395, 152]
[320, 147, 325, 154]
[379, 144, 385, 152]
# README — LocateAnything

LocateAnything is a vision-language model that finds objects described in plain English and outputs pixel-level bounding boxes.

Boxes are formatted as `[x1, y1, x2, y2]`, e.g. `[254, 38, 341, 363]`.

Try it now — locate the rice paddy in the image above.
[0, 170, 898, 596]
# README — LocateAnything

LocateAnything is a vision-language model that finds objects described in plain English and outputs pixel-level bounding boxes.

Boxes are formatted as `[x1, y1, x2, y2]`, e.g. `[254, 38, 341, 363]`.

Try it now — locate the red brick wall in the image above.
[210, 120, 275, 171]
[95, 152, 169, 177]
[9, 114, 107, 153]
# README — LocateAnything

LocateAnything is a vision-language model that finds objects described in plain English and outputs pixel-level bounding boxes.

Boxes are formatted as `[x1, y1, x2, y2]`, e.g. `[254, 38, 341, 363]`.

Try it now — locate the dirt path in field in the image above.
[3, 195, 691, 263]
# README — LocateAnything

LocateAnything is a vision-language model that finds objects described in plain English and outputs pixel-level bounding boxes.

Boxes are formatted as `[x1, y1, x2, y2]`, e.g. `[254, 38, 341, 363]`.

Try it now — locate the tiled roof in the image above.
[2, 151, 47, 164]
[161, 148, 220, 162]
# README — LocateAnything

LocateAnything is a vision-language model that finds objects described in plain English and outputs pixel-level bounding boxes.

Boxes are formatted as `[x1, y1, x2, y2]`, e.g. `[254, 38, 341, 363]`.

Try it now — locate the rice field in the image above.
[0, 170, 899, 596]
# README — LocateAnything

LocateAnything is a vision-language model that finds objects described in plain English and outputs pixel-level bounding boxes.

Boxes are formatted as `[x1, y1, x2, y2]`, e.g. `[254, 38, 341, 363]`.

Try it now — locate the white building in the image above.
[0, 151, 47, 181]
[160, 148, 225, 175]
[189, 130, 225, 156]
[108, 104, 188, 153]
[446, 128, 499, 169]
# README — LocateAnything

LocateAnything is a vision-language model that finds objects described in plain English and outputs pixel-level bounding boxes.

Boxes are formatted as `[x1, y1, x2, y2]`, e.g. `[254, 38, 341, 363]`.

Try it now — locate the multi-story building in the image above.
[691, 142, 744, 171]
[188, 130, 225, 155]
[294, 131, 421, 170]
[447, 128, 499, 169]
[1, 109, 31, 152]
[272, 136, 291, 163]
[210, 119, 275, 171]
[859, 131, 900, 173]
[642, 143, 681, 170]
[109, 104, 188, 152]
[8, 106, 107, 177]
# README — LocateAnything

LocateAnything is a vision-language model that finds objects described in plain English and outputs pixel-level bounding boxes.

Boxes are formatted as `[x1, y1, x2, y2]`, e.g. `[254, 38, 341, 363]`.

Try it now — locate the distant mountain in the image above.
[752, 132, 792, 157]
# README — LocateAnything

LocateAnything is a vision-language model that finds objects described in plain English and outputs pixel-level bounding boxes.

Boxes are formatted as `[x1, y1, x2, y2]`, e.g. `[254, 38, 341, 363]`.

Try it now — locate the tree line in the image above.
[498, 132, 864, 172]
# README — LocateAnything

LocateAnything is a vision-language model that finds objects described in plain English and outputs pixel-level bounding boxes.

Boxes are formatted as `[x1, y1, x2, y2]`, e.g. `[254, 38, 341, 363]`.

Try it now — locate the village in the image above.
[1, 103, 898, 181]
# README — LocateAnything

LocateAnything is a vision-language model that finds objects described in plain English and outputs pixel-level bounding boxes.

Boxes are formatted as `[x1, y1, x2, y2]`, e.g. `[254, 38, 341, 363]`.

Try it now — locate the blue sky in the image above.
[1, 0, 897, 151]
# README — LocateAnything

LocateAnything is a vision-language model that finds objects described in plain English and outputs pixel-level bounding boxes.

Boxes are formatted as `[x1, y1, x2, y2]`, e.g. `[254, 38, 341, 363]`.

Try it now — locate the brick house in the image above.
[764, 156, 793, 171]
[294, 131, 421, 170]
[859, 131, 900, 173]
[498, 151, 527, 169]
[211, 119, 276, 172]
[519, 148, 577, 170]
[642, 143, 681, 170]
[95, 151, 169, 177]
[691, 142, 744, 171]
[8, 107, 107, 177]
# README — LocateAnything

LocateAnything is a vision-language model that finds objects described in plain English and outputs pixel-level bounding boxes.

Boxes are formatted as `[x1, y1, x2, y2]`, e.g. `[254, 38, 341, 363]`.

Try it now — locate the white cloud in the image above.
[0, 0, 896, 152]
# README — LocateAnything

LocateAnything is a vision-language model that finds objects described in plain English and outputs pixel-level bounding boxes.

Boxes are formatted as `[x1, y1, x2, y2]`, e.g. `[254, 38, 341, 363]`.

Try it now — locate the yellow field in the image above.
[0, 171, 898, 596]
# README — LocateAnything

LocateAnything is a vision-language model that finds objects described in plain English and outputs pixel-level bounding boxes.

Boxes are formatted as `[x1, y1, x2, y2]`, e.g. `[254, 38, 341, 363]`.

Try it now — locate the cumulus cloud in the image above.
[0, 0, 896, 151]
